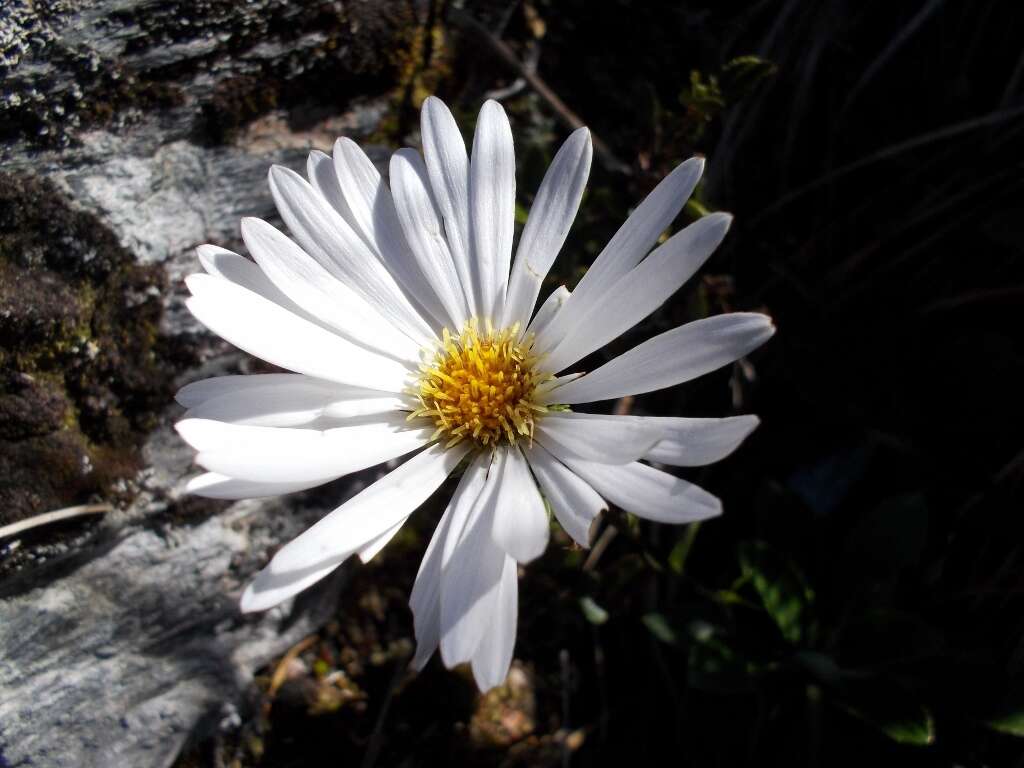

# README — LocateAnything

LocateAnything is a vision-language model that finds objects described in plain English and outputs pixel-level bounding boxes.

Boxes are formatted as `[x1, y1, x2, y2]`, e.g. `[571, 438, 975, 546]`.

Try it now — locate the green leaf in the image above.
[839, 678, 936, 746]
[579, 596, 609, 625]
[721, 55, 778, 100]
[983, 691, 1024, 737]
[642, 612, 679, 645]
[985, 710, 1024, 738]
[686, 620, 754, 694]
[667, 523, 701, 574]
[738, 540, 815, 645]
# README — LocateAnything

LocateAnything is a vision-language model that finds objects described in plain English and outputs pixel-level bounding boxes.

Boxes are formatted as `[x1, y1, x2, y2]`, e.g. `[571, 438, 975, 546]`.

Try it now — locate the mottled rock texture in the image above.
[0, 1, 428, 765]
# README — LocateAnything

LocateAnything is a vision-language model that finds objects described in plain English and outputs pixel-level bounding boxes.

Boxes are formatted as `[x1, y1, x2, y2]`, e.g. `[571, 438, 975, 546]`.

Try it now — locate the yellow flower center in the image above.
[410, 320, 550, 448]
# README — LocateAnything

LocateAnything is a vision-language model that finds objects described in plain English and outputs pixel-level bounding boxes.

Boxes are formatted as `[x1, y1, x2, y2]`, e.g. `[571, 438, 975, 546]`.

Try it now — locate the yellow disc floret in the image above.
[410, 320, 550, 448]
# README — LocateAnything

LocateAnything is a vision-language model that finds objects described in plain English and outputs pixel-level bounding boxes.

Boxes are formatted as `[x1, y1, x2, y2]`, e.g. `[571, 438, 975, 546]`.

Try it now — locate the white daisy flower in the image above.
[176, 96, 774, 691]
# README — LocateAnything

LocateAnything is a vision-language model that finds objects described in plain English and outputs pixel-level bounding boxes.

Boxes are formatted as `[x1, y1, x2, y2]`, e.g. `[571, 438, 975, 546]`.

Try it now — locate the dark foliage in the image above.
[175, 0, 1023, 765]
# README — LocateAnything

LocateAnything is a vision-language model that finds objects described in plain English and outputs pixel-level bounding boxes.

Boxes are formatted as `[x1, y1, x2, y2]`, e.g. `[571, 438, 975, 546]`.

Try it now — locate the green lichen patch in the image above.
[0, 172, 178, 527]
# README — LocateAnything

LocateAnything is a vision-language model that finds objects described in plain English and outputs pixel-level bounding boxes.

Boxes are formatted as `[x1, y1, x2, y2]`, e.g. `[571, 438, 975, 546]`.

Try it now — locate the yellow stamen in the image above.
[409, 319, 551, 448]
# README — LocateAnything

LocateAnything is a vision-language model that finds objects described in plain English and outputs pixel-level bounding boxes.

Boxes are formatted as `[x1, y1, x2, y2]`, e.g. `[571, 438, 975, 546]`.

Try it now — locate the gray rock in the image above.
[0, 0, 424, 765]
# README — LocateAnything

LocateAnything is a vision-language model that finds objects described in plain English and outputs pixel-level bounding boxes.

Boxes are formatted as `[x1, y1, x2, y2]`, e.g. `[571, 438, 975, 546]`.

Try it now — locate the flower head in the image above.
[176, 96, 774, 691]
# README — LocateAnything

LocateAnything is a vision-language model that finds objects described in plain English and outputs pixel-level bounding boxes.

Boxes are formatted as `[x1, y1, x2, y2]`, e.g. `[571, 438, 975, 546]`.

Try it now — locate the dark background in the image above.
[229, 1, 1024, 765]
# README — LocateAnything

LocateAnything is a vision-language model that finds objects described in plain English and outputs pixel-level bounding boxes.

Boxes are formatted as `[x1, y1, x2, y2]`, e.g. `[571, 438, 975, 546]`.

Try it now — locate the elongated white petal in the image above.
[440, 451, 507, 666]
[543, 212, 733, 372]
[410, 454, 489, 671]
[240, 556, 345, 613]
[332, 138, 450, 329]
[549, 450, 722, 524]
[503, 128, 592, 327]
[469, 100, 516, 323]
[471, 553, 518, 691]
[185, 472, 322, 499]
[357, 519, 405, 564]
[534, 411, 665, 464]
[176, 415, 433, 484]
[240, 217, 422, 363]
[184, 382, 402, 427]
[196, 245, 319, 326]
[184, 273, 413, 392]
[390, 149, 469, 327]
[267, 441, 471, 574]
[421, 96, 475, 316]
[527, 285, 570, 338]
[268, 165, 434, 345]
[633, 414, 761, 466]
[536, 157, 705, 352]
[331, 137, 394, 251]
[541, 312, 775, 404]
[176, 374, 385, 408]
[524, 441, 606, 547]
[491, 446, 549, 563]
[306, 149, 359, 230]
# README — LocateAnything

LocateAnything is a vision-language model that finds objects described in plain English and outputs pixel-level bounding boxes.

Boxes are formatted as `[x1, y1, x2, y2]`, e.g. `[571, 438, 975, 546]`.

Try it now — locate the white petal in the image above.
[549, 451, 722, 524]
[306, 149, 359, 230]
[468, 100, 516, 323]
[491, 446, 549, 563]
[421, 96, 476, 316]
[185, 472, 322, 499]
[410, 455, 490, 671]
[440, 451, 507, 666]
[534, 411, 665, 464]
[536, 157, 705, 353]
[268, 441, 471, 573]
[196, 244, 327, 329]
[502, 128, 592, 328]
[177, 373, 315, 408]
[184, 273, 413, 392]
[240, 556, 345, 613]
[176, 414, 433, 484]
[332, 138, 450, 329]
[471, 553, 518, 691]
[526, 285, 570, 338]
[183, 382, 403, 428]
[542, 212, 733, 372]
[524, 441, 606, 547]
[357, 519, 405, 563]
[240, 217, 422, 363]
[175, 373, 396, 412]
[390, 148, 470, 327]
[637, 414, 761, 466]
[267, 165, 434, 345]
[541, 312, 775, 405]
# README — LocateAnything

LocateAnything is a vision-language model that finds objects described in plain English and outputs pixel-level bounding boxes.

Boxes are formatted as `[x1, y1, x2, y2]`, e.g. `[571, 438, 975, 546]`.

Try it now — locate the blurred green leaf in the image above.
[985, 710, 1024, 738]
[686, 620, 754, 694]
[793, 650, 843, 686]
[983, 691, 1024, 737]
[579, 596, 609, 625]
[738, 540, 816, 645]
[642, 612, 679, 645]
[721, 55, 778, 100]
[839, 679, 936, 746]
[668, 522, 701, 574]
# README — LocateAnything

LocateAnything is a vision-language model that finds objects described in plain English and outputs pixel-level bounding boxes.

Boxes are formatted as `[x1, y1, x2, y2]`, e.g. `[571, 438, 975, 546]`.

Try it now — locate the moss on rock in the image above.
[0, 172, 176, 526]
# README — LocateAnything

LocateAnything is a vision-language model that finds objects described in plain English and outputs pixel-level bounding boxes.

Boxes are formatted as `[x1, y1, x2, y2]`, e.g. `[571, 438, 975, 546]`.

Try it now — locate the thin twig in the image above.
[451, 9, 631, 175]
[0, 503, 112, 540]
[583, 525, 618, 572]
